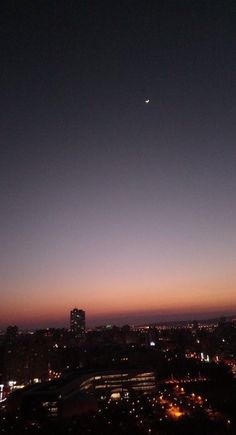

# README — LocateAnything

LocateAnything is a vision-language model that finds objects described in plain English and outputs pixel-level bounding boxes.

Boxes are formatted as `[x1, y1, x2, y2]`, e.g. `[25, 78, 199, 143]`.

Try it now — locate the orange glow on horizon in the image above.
[1, 248, 236, 326]
[1, 275, 236, 327]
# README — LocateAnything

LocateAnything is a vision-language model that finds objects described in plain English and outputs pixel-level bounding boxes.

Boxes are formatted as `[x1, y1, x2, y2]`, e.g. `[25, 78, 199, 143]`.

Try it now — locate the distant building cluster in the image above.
[1, 313, 236, 433]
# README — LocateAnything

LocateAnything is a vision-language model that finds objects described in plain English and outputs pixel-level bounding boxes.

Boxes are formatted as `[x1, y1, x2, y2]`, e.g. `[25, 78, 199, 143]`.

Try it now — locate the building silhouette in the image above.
[70, 308, 85, 335]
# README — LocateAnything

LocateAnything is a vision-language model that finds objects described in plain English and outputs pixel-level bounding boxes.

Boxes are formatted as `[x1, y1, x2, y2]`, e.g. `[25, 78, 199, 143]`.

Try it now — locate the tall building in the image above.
[70, 308, 85, 335]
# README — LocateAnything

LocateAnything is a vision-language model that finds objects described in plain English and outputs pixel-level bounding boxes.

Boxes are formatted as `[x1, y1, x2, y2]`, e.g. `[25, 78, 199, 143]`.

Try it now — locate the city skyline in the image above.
[1, 306, 236, 330]
[1, 1, 236, 328]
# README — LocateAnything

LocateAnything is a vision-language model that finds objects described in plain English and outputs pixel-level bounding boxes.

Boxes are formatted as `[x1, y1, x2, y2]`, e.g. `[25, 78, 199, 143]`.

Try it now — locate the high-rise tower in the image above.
[70, 308, 85, 335]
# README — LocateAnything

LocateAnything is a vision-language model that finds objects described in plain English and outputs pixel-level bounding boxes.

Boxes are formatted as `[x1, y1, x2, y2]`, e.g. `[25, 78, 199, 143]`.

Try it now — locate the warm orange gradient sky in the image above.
[1, 260, 236, 327]
[1, 182, 236, 327]
[1, 2, 236, 328]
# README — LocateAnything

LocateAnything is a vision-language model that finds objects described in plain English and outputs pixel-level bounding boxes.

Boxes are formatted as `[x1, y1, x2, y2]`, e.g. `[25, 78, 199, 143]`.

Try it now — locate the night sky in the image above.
[1, 1, 236, 327]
